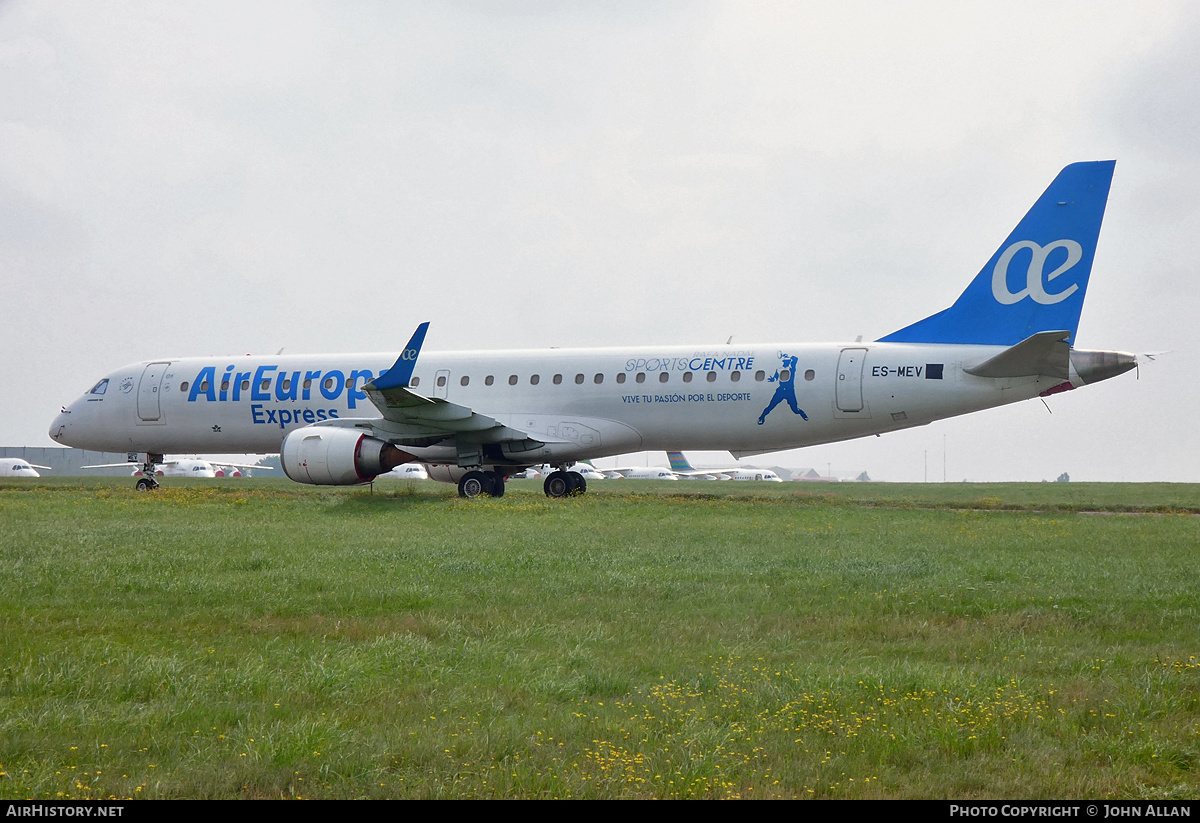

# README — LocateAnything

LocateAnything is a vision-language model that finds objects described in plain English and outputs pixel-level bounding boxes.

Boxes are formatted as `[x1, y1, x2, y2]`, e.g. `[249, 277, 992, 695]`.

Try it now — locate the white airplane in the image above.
[1, 458, 51, 478]
[81, 456, 271, 489]
[50, 161, 1136, 499]
[385, 462, 430, 481]
[666, 451, 783, 482]
[527, 462, 606, 480]
[601, 465, 680, 481]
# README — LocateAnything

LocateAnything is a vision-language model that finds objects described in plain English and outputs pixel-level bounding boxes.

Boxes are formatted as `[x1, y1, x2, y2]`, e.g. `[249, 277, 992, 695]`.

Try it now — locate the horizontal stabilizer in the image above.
[964, 330, 1070, 379]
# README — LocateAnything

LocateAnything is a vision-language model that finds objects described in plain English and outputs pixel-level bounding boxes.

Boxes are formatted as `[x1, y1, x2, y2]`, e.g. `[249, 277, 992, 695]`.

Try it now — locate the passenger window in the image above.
[616, 373, 626, 384]
[484, 375, 494, 386]
[755, 370, 766, 381]
[508, 375, 518, 386]
[780, 369, 791, 381]
[411, 376, 421, 387]
[437, 375, 447, 388]
[323, 377, 335, 391]
[281, 378, 291, 391]
[241, 379, 250, 391]
[805, 369, 815, 381]
[303, 379, 312, 390]
[706, 372, 716, 382]
[531, 374, 540, 385]
[658, 372, 669, 383]
[180, 381, 189, 392]
[635, 373, 646, 384]
[460, 376, 469, 386]
[730, 371, 740, 382]
[575, 374, 584, 384]
[553, 374, 562, 385]
[682, 372, 692, 383]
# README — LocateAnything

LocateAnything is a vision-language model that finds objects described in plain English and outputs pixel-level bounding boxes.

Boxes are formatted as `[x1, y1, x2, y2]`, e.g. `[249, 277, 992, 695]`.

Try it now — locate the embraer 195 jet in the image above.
[50, 161, 1136, 498]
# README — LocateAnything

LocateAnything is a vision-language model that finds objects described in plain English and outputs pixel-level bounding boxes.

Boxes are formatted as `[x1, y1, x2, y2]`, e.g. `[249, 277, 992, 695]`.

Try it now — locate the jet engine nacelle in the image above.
[423, 464, 529, 483]
[424, 464, 469, 484]
[281, 426, 414, 485]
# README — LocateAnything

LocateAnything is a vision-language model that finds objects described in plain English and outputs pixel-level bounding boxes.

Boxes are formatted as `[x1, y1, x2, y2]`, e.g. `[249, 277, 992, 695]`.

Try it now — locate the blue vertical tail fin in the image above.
[666, 451, 693, 472]
[878, 161, 1115, 346]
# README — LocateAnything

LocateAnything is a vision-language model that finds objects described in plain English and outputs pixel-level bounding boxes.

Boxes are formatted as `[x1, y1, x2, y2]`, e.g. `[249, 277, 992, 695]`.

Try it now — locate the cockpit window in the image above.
[90, 379, 109, 395]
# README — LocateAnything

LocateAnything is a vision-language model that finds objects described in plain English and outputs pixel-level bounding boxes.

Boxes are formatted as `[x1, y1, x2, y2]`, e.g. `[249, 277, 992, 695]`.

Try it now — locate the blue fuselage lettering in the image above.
[187, 362, 352, 426]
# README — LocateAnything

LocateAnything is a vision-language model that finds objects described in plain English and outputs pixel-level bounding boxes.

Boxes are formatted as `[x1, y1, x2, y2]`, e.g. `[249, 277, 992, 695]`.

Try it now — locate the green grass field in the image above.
[1, 478, 1198, 799]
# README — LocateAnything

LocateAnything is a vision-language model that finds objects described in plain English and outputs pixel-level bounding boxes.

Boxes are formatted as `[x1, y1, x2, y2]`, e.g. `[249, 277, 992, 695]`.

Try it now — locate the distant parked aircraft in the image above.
[667, 451, 779, 481]
[0, 458, 51, 478]
[82, 457, 271, 490]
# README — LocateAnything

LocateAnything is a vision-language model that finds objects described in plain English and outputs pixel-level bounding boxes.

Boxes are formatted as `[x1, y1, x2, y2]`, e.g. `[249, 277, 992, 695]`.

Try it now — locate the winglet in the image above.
[369, 322, 430, 391]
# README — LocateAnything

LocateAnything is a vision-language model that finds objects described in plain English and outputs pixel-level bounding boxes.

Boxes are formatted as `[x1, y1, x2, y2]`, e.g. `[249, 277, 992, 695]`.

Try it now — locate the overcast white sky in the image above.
[2, 1, 1195, 481]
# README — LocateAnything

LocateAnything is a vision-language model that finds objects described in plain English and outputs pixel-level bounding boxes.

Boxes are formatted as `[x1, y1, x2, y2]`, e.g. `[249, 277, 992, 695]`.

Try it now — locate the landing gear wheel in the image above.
[486, 471, 506, 498]
[544, 471, 571, 498]
[458, 470, 492, 499]
[135, 477, 159, 492]
[544, 470, 587, 498]
[567, 471, 586, 496]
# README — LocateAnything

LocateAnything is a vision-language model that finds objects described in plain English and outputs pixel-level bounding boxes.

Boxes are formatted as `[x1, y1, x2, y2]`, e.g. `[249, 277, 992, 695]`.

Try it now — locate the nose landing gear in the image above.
[134, 453, 163, 491]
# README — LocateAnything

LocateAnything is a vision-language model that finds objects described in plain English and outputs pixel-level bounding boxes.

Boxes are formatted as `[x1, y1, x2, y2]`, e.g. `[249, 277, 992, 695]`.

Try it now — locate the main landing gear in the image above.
[134, 453, 162, 491]
[457, 470, 507, 499]
[454, 467, 588, 499]
[543, 470, 586, 498]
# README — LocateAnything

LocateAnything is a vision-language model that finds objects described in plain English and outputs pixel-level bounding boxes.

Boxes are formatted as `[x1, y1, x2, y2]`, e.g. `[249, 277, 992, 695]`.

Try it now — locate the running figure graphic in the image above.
[758, 352, 809, 425]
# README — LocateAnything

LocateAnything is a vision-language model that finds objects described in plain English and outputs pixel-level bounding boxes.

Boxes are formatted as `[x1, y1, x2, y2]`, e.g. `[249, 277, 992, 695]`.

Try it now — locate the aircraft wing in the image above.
[361, 378, 550, 450]
[82, 459, 194, 470]
[669, 468, 728, 480]
[602, 466, 681, 479]
[359, 323, 552, 455]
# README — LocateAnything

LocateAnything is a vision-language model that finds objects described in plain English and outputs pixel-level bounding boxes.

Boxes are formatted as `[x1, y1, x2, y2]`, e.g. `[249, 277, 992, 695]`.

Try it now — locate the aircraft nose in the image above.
[49, 408, 72, 443]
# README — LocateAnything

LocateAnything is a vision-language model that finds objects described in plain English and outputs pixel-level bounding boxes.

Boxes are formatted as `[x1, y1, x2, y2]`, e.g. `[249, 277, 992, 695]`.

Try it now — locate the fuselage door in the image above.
[836, 348, 867, 412]
[433, 369, 450, 399]
[137, 361, 171, 422]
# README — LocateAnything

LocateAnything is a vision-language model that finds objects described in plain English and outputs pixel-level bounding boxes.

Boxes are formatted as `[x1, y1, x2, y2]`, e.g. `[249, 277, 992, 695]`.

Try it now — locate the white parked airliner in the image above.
[80, 456, 272, 488]
[1, 458, 51, 478]
[667, 452, 778, 482]
[50, 162, 1135, 498]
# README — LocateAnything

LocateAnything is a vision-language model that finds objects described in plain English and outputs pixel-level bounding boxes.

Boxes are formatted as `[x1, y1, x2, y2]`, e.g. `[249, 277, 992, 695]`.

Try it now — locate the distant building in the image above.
[791, 468, 839, 482]
[789, 468, 872, 482]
